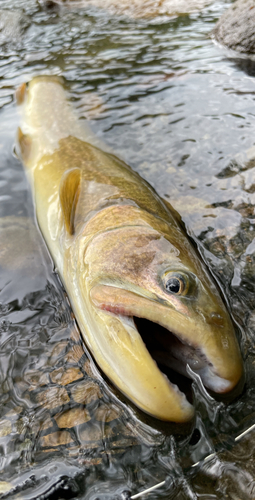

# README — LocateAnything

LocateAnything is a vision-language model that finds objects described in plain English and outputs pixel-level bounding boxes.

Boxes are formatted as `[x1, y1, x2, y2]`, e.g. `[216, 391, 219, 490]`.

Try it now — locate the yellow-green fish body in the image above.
[16, 77, 243, 422]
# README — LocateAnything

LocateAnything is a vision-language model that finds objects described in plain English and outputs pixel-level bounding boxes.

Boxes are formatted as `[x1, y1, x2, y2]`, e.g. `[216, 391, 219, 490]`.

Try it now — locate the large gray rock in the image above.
[212, 0, 255, 54]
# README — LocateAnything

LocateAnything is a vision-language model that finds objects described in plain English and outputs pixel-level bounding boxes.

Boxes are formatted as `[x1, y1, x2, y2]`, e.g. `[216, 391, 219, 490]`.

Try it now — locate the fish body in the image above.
[16, 77, 243, 422]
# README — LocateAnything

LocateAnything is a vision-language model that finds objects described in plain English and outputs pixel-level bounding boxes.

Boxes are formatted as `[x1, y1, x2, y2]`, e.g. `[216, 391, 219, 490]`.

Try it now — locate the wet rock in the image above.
[64, 344, 84, 364]
[0, 10, 29, 45]
[71, 380, 103, 404]
[47, 341, 69, 365]
[78, 422, 114, 442]
[94, 403, 122, 422]
[50, 366, 83, 385]
[212, 0, 255, 54]
[41, 430, 74, 447]
[36, 387, 70, 409]
[55, 406, 91, 428]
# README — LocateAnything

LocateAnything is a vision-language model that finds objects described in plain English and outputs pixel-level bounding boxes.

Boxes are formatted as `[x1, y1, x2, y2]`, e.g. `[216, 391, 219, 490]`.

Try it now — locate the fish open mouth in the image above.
[90, 283, 241, 421]
[132, 316, 244, 409]
[133, 316, 196, 401]
[132, 312, 236, 396]
[132, 315, 233, 397]
[91, 283, 233, 392]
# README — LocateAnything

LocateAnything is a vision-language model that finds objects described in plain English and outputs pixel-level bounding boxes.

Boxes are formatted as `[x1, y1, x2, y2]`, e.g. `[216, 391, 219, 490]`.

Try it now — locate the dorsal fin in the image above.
[59, 168, 81, 235]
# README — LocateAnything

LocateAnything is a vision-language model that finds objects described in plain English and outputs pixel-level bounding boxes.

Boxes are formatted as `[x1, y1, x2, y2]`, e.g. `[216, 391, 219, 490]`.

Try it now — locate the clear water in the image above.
[1, 0, 255, 498]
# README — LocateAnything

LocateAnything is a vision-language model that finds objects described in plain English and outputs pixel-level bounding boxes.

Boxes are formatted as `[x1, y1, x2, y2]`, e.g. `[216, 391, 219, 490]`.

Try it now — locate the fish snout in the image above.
[193, 307, 243, 393]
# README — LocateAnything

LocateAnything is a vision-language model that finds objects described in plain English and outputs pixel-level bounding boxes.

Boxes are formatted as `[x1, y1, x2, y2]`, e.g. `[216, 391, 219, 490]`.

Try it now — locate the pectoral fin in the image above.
[59, 168, 81, 235]
[16, 82, 27, 105]
[17, 127, 32, 163]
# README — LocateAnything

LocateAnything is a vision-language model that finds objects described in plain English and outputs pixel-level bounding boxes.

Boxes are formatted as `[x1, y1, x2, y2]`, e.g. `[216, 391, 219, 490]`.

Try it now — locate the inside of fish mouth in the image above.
[133, 316, 209, 399]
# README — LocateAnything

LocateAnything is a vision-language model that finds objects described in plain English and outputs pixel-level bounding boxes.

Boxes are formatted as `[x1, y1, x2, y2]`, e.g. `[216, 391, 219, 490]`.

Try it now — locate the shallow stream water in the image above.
[1, 0, 255, 498]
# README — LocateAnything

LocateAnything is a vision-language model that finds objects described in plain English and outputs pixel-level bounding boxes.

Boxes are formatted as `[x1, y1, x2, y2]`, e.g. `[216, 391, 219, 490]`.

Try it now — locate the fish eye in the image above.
[163, 272, 189, 296]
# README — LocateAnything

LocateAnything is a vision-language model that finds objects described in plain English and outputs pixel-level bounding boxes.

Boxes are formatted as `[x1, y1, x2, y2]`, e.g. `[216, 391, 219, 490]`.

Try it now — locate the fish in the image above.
[16, 76, 243, 422]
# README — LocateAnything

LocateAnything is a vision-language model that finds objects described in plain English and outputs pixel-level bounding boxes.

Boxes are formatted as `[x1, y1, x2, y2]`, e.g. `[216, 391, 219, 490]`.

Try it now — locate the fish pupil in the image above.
[166, 277, 181, 294]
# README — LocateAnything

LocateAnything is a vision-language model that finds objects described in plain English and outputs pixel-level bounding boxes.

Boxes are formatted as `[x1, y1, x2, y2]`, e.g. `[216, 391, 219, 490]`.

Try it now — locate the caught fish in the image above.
[16, 76, 243, 422]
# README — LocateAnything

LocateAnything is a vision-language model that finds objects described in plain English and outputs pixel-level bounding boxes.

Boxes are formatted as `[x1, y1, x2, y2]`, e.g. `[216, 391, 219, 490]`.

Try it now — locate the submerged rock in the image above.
[41, 0, 213, 19]
[0, 9, 29, 45]
[212, 0, 255, 54]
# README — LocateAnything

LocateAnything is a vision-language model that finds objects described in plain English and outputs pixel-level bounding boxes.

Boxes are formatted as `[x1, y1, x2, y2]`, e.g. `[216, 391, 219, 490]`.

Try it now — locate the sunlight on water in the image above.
[1, 0, 255, 498]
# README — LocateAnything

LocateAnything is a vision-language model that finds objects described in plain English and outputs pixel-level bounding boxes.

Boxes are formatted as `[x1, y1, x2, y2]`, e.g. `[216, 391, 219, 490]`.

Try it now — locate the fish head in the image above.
[80, 216, 243, 421]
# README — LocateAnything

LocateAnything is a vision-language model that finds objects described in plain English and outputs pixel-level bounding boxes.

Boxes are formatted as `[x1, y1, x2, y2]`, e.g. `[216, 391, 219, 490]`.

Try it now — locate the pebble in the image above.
[55, 406, 91, 428]
[41, 430, 74, 447]
[50, 366, 83, 385]
[71, 380, 103, 404]
[37, 387, 70, 409]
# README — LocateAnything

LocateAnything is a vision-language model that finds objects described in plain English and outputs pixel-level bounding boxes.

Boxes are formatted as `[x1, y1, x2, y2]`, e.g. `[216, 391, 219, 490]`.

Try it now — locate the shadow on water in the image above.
[228, 57, 255, 78]
[1, 0, 255, 498]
